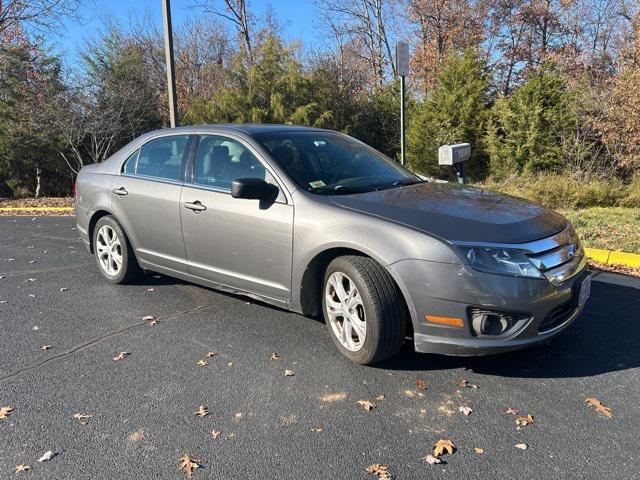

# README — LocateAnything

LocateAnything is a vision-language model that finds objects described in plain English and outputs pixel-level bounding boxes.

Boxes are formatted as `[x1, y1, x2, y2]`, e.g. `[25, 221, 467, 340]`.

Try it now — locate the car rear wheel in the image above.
[93, 215, 141, 284]
[322, 255, 406, 364]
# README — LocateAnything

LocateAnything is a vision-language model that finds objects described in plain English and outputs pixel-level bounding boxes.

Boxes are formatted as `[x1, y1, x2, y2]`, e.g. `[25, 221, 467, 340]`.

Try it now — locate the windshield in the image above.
[254, 131, 421, 194]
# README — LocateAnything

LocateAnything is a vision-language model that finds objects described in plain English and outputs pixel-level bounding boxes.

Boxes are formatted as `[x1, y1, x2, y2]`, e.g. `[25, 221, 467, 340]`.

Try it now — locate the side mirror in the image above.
[231, 178, 279, 200]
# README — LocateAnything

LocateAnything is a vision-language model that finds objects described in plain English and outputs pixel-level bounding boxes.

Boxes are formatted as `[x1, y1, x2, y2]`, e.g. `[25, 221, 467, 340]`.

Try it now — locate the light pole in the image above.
[162, 0, 178, 127]
[396, 42, 409, 165]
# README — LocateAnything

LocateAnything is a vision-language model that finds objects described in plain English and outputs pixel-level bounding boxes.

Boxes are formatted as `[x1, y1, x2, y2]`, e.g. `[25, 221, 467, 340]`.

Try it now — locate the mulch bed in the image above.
[0, 197, 74, 216]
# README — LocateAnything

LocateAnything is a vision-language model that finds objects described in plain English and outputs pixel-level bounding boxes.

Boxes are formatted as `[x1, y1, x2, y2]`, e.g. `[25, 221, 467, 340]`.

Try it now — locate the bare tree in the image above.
[196, 0, 254, 64]
[0, 0, 81, 36]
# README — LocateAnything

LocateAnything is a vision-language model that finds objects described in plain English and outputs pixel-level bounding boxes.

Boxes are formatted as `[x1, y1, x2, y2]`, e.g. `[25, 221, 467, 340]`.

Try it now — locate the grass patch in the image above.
[560, 207, 640, 254]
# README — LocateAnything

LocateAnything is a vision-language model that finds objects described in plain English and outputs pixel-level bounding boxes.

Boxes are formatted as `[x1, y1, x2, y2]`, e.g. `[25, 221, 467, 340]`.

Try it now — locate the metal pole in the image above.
[162, 0, 178, 128]
[400, 74, 406, 165]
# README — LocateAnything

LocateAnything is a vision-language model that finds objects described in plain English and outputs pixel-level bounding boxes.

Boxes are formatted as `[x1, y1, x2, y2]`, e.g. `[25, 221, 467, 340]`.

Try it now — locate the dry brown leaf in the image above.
[585, 397, 613, 418]
[0, 405, 14, 419]
[515, 414, 534, 427]
[374, 394, 385, 401]
[422, 454, 442, 465]
[206, 352, 218, 358]
[196, 360, 209, 367]
[365, 463, 391, 479]
[433, 439, 455, 457]
[72, 413, 92, 424]
[143, 315, 158, 326]
[415, 379, 427, 390]
[194, 406, 208, 417]
[270, 353, 280, 360]
[311, 427, 323, 432]
[40, 345, 52, 350]
[178, 454, 200, 478]
[14, 464, 31, 474]
[504, 407, 519, 415]
[456, 379, 478, 389]
[459, 405, 473, 416]
[284, 369, 295, 376]
[37, 451, 54, 462]
[357, 400, 376, 411]
[474, 447, 485, 454]
[211, 430, 221, 439]
[320, 393, 347, 402]
[515, 443, 528, 450]
[112, 352, 129, 361]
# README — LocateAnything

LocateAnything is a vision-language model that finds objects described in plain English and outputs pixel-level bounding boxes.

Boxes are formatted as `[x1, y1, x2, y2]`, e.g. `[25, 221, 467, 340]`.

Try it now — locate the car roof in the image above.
[150, 124, 330, 136]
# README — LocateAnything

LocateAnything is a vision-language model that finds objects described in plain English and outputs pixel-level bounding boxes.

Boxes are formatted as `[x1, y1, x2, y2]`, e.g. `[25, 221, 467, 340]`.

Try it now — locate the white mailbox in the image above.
[438, 143, 471, 166]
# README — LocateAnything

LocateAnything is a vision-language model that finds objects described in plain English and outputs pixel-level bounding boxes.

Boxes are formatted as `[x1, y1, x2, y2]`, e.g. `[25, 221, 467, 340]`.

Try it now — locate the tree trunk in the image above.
[35, 166, 42, 198]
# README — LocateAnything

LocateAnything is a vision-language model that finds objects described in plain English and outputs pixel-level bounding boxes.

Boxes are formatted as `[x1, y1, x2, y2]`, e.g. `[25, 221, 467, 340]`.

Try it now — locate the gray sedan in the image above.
[75, 125, 590, 364]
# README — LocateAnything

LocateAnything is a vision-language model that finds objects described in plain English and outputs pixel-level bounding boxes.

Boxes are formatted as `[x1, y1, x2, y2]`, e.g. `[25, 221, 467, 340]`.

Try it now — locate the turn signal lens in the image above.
[425, 315, 464, 328]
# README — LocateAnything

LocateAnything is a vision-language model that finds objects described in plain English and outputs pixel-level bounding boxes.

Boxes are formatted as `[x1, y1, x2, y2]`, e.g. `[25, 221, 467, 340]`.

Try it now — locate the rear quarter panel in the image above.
[75, 168, 113, 248]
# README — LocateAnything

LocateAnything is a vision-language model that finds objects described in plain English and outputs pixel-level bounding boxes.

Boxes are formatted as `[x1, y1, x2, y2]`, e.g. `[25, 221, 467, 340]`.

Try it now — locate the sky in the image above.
[52, 0, 319, 63]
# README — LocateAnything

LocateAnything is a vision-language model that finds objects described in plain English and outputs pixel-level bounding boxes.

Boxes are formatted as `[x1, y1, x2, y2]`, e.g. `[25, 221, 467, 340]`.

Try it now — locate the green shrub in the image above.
[619, 174, 640, 208]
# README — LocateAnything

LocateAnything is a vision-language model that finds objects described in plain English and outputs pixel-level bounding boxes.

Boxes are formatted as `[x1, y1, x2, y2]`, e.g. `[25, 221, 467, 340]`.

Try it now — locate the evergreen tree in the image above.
[407, 49, 490, 179]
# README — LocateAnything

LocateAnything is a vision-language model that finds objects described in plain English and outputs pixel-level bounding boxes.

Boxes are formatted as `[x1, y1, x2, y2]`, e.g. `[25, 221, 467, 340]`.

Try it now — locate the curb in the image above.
[584, 247, 640, 269]
[0, 207, 74, 212]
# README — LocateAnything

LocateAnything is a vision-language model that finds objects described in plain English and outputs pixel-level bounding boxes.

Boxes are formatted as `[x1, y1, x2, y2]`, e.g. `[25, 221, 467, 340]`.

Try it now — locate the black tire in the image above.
[93, 215, 142, 284]
[322, 255, 406, 364]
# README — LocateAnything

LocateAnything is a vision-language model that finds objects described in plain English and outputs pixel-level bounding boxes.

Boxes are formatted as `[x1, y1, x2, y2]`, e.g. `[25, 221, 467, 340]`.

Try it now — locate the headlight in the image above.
[460, 247, 544, 279]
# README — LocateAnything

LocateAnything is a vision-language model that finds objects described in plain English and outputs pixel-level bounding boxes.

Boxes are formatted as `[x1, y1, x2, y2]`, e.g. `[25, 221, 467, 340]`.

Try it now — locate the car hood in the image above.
[329, 182, 567, 244]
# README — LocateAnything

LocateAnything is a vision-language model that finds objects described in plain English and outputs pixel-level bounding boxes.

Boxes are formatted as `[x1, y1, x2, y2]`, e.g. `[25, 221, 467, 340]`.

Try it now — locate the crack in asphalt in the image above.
[0, 295, 237, 384]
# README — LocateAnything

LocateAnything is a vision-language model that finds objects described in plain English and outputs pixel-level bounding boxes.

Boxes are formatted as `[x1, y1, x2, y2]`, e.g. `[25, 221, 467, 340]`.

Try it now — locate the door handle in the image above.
[112, 187, 128, 196]
[184, 201, 206, 212]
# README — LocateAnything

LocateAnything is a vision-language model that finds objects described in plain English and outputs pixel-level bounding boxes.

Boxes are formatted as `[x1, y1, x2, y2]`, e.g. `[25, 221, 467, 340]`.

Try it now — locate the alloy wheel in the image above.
[325, 271, 367, 351]
[96, 225, 122, 276]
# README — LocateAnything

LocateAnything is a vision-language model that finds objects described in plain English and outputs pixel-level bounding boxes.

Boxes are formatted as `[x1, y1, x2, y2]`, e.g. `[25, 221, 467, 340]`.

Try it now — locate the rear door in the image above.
[180, 134, 294, 301]
[111, 134, 192, 273]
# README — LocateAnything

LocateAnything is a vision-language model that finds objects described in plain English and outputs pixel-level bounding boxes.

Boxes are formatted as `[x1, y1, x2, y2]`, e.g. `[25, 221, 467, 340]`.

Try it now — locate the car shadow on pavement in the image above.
[377, 280, 640, 379]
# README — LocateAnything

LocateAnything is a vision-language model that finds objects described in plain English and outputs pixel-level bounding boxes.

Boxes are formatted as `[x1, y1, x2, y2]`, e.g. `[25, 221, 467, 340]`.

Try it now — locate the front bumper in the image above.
[390, 255, 589, 356]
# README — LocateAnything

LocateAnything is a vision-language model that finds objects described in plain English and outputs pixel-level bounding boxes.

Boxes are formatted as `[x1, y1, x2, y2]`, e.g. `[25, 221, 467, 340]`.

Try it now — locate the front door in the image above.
[180, 134, 294, 301]
[110, 134, 191, 273]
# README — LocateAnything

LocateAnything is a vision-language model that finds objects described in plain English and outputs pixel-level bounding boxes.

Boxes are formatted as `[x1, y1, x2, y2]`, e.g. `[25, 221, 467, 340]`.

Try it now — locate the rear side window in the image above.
[122, 150, 139, 175]
[133, 135, 190, 181]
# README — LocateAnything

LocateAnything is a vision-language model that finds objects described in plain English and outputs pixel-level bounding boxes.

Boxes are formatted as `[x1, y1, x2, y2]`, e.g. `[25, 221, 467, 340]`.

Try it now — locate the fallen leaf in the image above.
[459, 405, 473, 416]
[194, 406, 208, 417]
[270, 352, 280, 360]
[24, 278, 36, 283]
[515, 414, 534, 427]
[365, 463, 391, 479]
[415, 379, 427, 390]
[211, 430, 221, 439]
[147, 288, 155, 292]
[37, 451, 54, 462]
[14, 464, 31, 474]
[72, 413, 92, 424]
[143, 315, 158, 326]
[40, 345, 52, 351]
[227, 362, 233, 367]
[113, 351, 130, 361]
[357, 400, 376, 411]
[422, 454, 442, 465]
[196, 360, 209, 367]
[474, 447, 485, 454]
[515, 443, 528, 450]
[59, 287, 68, 292]
[284, 369, 295, 376]
[320, 393, 347, 402]
[433, 439, 455, 457]
[311, 427, 323, 432]
[0, 405, 14, 419]
[32, 326, 39, 330]
[585, 397, 613, 418]
[456, 379, 478, 389]
[178, 454, 200, 478]
[206, 352, 218, 358]
[374, 394, 385, 401]
[403, 390, 415, 398]
[504, 407, 519, 415]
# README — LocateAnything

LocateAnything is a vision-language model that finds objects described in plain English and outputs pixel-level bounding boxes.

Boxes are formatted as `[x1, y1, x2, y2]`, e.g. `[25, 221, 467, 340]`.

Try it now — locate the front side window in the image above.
[132, 135, 190, 181]
[254, 131, 420, 194]
[193, 135, 267, 190]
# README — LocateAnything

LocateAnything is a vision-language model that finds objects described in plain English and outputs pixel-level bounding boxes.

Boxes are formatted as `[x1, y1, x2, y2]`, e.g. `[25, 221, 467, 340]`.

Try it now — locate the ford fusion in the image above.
[75, 125, 591, 364]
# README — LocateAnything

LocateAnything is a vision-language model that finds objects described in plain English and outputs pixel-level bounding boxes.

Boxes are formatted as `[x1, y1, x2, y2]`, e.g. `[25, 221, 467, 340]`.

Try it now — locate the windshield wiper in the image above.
[312, 185, 378, 194]
[391, 178, 424, 187]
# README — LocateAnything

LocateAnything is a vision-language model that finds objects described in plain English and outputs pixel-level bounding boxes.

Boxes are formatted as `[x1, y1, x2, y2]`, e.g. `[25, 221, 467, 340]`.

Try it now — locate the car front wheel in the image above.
[322, 255, 406, 364]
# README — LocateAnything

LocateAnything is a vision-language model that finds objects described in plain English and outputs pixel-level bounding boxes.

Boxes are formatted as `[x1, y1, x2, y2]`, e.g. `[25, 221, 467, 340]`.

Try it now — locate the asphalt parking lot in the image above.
[1, 216, 639, 479]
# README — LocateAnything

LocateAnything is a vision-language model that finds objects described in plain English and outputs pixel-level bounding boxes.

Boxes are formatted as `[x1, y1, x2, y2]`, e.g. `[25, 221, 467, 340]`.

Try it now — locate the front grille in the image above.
[526, 228, 585, 285]
[539, 301, 576, 332]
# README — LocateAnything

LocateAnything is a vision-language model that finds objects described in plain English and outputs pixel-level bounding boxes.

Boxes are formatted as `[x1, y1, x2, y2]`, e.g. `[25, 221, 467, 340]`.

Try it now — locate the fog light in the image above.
[469, 308, 528, 337]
